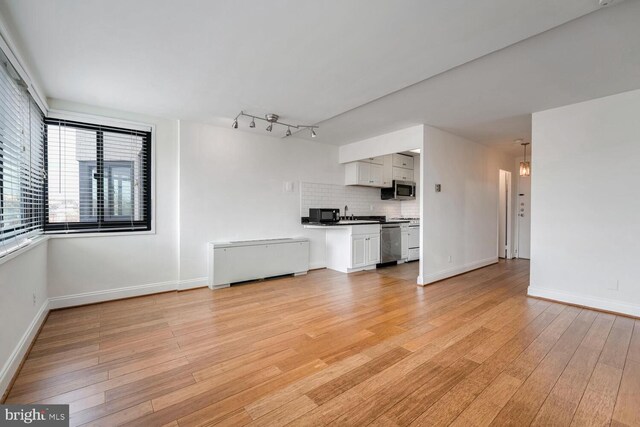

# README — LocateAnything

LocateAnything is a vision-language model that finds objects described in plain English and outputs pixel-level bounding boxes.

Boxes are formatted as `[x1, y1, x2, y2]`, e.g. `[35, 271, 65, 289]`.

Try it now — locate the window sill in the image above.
[44, 229, 156, 239]
[0, 235, 50, 267]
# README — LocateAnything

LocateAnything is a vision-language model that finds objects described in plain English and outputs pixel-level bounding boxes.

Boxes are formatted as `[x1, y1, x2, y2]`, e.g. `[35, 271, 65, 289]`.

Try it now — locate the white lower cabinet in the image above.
[349, 233, 380, 269]
[325, 224, 381, 273]
[351, 235, 367, 268]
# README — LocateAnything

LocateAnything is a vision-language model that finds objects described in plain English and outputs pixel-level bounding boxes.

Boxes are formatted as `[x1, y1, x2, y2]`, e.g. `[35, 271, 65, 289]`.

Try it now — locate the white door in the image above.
[369, 164, 383, 187]
[351, 235, 367, 268]
[498, 170, 512, 259]
[382, 155, 393, 188]
[392, 167, 413, 181]
[366, 234, 381, 264]
[357, 162, 370, 186]
[517, 175, 531, 259]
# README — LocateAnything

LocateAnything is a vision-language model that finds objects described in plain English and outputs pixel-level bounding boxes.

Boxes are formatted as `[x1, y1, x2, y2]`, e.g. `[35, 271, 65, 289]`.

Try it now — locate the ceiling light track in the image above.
[232, 111, 318, 137]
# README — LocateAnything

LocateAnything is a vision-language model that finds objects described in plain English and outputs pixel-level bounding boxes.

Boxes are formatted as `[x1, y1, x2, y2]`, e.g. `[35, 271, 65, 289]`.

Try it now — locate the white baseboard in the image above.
[178, 277, 208, 291]
[418, 257, 498, 286]
[48, 280, 178, 309]
[527, 286, 640, 318]
[309, 261, 326, 270]
[1, 299, 49, 399]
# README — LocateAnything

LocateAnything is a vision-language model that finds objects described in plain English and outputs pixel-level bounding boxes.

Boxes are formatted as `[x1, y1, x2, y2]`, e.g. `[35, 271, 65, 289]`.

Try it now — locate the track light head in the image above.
[266, 123, 273, 132]
[232, 119, 238, 129]
[311, 128, 317, 138]
[285, 127, 292, 137]
[249, 119, 255, 128]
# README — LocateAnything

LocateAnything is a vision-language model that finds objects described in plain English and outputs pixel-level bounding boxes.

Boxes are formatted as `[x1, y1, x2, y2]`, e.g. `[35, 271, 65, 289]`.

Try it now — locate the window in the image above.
[44, 119, 151, 233]
[0, 49, 45, 255]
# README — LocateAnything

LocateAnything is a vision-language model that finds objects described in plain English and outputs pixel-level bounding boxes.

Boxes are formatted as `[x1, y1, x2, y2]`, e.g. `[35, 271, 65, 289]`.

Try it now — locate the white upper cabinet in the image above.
[346, 153, 415, 187]
[392, 167, 414, 181]
[345, 161, 383, 187]
[382, 155, 393, 188]
[392, 153, 414, 169]
[369, 163, 383, 186]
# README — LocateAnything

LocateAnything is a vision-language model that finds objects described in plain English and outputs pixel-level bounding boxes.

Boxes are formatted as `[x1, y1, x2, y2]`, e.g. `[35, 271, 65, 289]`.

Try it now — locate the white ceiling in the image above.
[309, 0, 640, 152]
[0, 0, 637, 152]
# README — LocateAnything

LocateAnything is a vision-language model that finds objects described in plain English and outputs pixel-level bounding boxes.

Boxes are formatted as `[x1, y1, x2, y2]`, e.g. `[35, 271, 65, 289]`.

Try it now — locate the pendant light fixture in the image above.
[232, 111, 318, 138]
[519, 140, 531, 177]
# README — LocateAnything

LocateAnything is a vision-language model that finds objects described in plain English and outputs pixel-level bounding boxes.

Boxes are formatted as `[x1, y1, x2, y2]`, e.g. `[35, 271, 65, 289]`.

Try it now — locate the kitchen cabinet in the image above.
[392, 153, 414, 169]
[351, 231, 380, 268]
[392, 167, 414, 181]
[319, 224, 381, 273]
[351, 234, 379, 268]
[346, 153, 415, 188]
[345, 161, 383, 187]
[382, 155, 393, 188]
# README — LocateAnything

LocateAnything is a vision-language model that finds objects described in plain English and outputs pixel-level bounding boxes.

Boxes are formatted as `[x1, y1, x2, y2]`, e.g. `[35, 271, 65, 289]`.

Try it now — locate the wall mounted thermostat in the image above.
[435, 184, 442, 192]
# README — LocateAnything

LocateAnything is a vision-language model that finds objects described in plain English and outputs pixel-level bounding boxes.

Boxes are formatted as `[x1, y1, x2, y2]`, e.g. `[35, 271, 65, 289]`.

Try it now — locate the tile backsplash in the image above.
[301, 182, 402, 218]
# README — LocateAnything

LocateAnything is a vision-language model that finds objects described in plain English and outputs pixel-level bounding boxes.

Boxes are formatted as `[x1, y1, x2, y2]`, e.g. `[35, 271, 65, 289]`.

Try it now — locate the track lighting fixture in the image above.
[231, 111, 318, 138]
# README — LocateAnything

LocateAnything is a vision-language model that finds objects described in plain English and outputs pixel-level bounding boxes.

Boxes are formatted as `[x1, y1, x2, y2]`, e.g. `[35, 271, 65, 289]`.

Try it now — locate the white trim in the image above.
[309, 261, 326, 270]
[527, 286, 640, 318]
[46, 230, 156, 239]
[418, 257, 498, 286]
[0, 236, 49, 267]
[48, 280, 177, 309]
[178, 277, 208, 291]
[0, 299, 49, 399]
[47, 109, 152, 132]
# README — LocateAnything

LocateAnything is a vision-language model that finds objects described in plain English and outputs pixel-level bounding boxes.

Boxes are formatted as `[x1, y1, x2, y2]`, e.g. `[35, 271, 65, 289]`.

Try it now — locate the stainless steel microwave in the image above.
[381, 180, 416, 200]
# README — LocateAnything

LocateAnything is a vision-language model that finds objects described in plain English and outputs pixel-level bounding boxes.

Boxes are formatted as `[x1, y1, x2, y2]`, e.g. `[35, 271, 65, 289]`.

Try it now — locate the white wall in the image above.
[530, 89, 640, 317]
[419, 125, 515, 284]
[45, 99, 180, 306]
[300, 182, 402, 218]
[178, 121, 344, 279]
[338, 126, 423, 163]
[0, 240, 48, 399]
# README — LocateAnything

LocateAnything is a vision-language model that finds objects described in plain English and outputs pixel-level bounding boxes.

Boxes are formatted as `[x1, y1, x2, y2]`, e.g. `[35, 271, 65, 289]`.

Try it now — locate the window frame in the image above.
[43, 117, 153, 234]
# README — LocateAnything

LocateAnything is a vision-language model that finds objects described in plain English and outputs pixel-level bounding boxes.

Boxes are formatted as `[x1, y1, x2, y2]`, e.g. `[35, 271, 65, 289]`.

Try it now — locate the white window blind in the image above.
[44, 119, 151, 233]
[0, 49, 45, 256]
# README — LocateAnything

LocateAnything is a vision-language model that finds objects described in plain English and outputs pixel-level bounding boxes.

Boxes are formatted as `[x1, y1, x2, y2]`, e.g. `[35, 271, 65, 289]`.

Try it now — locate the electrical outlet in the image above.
[448, 255, 452, 263]
[32, 293, 36, 306]
[608, 280, 619, 291]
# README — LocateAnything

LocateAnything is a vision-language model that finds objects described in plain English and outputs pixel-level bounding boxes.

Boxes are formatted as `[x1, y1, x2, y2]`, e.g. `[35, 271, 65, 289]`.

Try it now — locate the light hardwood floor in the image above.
[5, 260, 640, 426]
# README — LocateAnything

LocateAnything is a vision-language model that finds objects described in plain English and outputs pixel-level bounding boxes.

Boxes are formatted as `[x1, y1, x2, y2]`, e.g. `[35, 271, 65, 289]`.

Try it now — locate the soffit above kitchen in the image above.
[0, 0, 620, 144]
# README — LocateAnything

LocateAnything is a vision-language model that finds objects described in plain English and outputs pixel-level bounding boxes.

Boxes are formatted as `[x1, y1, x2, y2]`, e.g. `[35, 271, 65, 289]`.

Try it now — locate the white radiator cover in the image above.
[208, 238, 310, 289]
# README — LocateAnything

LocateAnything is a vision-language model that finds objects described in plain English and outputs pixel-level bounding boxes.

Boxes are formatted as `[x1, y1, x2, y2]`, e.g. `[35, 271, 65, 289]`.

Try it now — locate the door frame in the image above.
[498, 169, 513, 259]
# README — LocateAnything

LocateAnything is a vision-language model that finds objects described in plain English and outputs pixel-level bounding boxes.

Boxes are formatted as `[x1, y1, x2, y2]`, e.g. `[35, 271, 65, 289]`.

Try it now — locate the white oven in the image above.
[408, 224, 420, 261]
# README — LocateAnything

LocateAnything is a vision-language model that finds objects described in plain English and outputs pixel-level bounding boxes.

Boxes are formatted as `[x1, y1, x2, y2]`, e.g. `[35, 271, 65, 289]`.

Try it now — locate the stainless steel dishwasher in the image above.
[380, 223, 402, 263]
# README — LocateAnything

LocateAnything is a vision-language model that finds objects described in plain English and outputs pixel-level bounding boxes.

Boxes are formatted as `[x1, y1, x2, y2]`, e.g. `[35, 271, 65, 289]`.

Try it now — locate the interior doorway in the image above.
[516, 173, 531, 259]
[498, 170, 512, 259]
